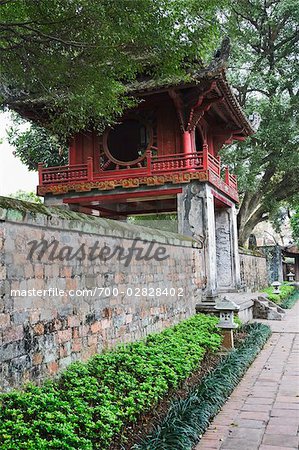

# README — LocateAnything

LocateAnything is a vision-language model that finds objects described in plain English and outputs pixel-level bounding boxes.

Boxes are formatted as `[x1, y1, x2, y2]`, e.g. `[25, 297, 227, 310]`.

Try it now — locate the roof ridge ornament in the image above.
[214, 36, 231, 61]
[205, 37, 231, 75]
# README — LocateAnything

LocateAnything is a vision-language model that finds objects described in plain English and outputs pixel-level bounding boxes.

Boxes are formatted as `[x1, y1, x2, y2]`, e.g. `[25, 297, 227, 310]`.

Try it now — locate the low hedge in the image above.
[263, 283, 296, 304]
[0, 314, 222, 450]
[135, 322, 271, 450]
[280, 289, 299, 309]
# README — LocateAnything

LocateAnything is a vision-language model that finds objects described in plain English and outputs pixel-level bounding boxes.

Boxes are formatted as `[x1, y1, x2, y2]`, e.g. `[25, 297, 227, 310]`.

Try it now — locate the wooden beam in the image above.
[168, 89, 185, 131]
[74, 200, 177, 217]
[63, 188, 182, 205]
[124, 207, 176, 216]
[224, 134, 246, 144]
[232, 135, 246, 141]
[211, 189, 233, 207]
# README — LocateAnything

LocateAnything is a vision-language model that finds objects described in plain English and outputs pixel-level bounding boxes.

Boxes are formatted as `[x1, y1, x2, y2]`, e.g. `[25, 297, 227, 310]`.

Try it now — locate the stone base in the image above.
[217, 286, 245, 294]
[201, 289, 219, 303]
[196, 291, 256, 323]
[196, 302, 235, 348]
[195, 302, 218, 315]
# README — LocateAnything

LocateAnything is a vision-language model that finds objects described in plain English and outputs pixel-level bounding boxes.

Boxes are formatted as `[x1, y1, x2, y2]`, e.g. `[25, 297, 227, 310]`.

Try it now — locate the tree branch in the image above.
[239, 203, 268, 245]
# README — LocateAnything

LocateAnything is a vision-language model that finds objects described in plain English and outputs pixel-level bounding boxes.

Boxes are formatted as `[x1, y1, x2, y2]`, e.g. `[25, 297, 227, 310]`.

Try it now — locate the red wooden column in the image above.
[146, 150, 152, 175]
[225, 166, 230, 185]
[182, 131, 193, 168]
[182, 131, 192, 155]
[87, 157, 94, 181]
[203, 144, 209, 170]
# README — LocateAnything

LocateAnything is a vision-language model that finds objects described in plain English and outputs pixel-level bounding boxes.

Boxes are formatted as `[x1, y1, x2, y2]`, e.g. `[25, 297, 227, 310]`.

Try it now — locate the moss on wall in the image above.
[0, 196, 51, 216]
[0, 196, 194, 246]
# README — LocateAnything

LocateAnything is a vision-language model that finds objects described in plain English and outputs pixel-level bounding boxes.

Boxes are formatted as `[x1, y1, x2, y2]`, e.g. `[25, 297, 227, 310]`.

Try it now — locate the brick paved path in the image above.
[195, 300, 299, 450]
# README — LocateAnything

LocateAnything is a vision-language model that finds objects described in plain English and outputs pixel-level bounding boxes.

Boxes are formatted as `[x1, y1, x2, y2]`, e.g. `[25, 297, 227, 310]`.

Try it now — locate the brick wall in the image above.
[239, 248, 269, 291]
[0, 198, 204, 391]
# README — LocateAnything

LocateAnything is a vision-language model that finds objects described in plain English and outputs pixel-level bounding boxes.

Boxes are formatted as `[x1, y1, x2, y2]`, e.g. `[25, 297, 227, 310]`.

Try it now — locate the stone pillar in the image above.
[278, 249, 284, 282]
[177, 182, 217, 301]
[44, 196, 66, 207]
[230, 204, 241, 289]
[178, 181, 242, 307]
[264, 245, 284, 283]
[214, 205, 241, 291]
[215, 207, 232, 290]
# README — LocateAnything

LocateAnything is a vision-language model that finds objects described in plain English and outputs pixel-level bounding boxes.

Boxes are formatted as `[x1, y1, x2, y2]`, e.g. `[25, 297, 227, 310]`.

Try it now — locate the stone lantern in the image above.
[287, 272, 295, 282]
[215, 297, 240, 349]
[271, 281, 281, 294]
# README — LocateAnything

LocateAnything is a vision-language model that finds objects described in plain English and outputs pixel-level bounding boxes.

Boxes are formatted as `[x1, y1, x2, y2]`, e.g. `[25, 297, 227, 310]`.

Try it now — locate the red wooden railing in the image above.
[202, 145, 220, 176]
[224, 166, 238, 191]
[99, 150, 149, 172]
[38, 157, 93, 185]
[38, 150, 237, 196]
[208, 153, 221, 177]
[151, 152, 204, 173]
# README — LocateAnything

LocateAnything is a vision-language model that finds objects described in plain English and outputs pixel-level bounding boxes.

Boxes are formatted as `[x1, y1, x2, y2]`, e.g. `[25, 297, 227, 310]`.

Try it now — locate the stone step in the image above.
[253, 296, 286, 321]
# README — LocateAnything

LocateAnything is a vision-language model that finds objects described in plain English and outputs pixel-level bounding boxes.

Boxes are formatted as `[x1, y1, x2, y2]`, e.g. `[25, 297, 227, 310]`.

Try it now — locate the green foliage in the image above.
[129, 214, 177, 222]
[135, 322, 271, 450]
[0, 0, 226, 136]
[8, 190, 42, 204]
[263, 283, 296, 304]
[234, 315, 243, 329]
[221, 0, 299, 244]
[223, 97, 299, 197]
[0, 314, 221, 450]
[128, 214, 178, 233]
[7, 119, 68, 170]
[290, 207, 299, 244]
[280, 289, 299, 309]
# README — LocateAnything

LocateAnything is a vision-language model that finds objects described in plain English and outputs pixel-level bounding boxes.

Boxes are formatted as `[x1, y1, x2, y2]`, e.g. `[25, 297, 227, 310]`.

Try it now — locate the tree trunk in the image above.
[237, 170, 299, 246]
[237, 193, 267, 246]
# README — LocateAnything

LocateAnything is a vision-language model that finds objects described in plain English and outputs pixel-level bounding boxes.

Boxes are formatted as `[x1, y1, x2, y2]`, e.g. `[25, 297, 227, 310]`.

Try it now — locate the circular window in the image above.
[105, 119, 151, 164]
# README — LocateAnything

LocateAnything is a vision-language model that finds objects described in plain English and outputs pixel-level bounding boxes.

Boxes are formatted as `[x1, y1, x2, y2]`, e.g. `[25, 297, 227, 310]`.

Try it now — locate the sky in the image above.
[0, 111, 37, 196]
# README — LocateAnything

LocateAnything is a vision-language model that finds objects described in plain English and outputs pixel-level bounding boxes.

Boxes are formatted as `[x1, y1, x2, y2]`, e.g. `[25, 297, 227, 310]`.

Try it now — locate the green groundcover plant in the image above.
[135, 322, 271, 450]
[263, 283, 297, 306]
[0, 314, 221, 450]
[280, 289, 299, 309]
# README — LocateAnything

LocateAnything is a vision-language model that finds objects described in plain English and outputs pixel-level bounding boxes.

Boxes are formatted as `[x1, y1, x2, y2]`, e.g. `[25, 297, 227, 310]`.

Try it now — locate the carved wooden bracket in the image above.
[169, 82, 224, 134]
[225, 131, 246, 144]
[187, 96, 224, 131]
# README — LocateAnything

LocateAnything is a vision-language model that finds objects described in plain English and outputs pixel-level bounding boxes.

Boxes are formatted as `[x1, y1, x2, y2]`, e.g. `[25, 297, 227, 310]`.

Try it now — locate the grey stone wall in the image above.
[239, 248, 269, 291]
[0, 197, 204, 390]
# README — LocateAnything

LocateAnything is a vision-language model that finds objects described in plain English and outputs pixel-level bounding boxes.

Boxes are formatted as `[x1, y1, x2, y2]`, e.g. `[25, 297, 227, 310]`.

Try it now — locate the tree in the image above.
[0, 0, 226, 136]
[289, 195, 299, 244]
[8, 190, 42, 203]
[7, 117, 67, 170]
[222, 0, 299, 245]
[291, 209, 299, 244]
